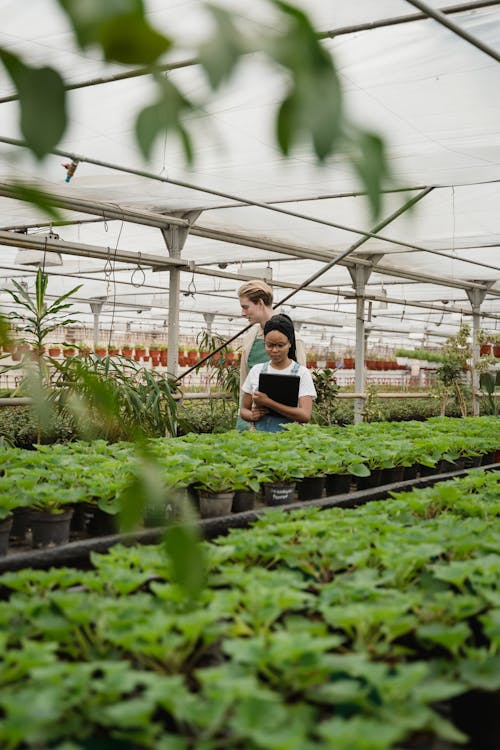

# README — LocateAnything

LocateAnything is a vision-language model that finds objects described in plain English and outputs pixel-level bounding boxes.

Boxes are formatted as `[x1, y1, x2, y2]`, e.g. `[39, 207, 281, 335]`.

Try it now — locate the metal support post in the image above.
[160, 211, 202, 376]
[349, 262, 375, 424]
[466, 282, 493, 416]
[89, 301, 104, 349]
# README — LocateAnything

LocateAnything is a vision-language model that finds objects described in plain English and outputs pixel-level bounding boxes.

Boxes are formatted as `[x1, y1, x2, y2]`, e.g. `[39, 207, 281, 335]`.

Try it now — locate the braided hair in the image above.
[263, 314, 297, 361]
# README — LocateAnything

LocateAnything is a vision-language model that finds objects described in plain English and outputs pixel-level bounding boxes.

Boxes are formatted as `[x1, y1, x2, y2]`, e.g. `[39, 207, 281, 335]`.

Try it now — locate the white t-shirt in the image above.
[242, 361, 317, 400]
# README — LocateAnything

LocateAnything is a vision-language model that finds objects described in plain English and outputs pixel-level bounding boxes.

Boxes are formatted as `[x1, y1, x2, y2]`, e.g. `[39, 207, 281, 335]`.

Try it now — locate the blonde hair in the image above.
[238, 279, 273, 307]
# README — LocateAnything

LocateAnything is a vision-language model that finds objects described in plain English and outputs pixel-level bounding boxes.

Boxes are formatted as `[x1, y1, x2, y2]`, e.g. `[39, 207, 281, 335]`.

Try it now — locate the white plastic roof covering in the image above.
[0, 0, 499, 352]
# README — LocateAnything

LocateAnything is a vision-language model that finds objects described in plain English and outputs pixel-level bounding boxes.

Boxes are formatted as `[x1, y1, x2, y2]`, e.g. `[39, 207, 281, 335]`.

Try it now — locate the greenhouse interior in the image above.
[0, 2, 499, 749]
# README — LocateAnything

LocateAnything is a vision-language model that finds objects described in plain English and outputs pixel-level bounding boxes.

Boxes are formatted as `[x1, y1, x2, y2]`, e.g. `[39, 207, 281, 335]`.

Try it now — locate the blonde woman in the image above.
[236, 280, 306, 430]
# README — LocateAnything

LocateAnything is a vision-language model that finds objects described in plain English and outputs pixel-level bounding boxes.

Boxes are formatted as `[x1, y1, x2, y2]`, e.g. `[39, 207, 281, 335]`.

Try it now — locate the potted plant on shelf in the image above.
[75, 342, 91, 357]
[122, 343, 133, 358]
[159, 345, 168, 366]
[187, 347, 199, 365]
[47, 344, 61, 357]
[94, 343, 107, 357]
[107, 343, 119, 356]
[189, 461, 261, 518]
[62, 344, 76, 358]
[28, 492, 75, 549]
[134, 344, 146, 361]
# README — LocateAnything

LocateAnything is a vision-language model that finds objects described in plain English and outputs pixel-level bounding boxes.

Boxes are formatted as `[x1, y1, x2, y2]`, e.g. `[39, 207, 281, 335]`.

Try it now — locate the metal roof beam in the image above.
[0, 230, 189, 269]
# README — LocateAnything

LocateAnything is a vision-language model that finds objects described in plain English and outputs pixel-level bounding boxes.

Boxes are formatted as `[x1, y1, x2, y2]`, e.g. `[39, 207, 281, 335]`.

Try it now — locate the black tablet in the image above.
[258, 372, 300, 412]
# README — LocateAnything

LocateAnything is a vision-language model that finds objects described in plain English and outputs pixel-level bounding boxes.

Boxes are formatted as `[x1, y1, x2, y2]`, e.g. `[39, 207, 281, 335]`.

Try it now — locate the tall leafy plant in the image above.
[50, 353, 180, 440]
[3, 268, 81, 366]
[1, 269, 81, 443]
[437, 324, 471, 418]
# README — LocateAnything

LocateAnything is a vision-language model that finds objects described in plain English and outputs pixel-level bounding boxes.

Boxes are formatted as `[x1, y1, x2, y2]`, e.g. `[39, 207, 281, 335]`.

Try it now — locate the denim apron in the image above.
[236, 337, 268, 431]
[255, 360, 301, 433]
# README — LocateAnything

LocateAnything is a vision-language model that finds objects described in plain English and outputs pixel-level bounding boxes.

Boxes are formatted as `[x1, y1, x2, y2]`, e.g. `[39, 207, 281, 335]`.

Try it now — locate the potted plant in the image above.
[28, 493, 75, 549]
[159, 345, 168, 366]
[122, 344, 133, 358]
[107, 343, 119, 356]
[134, 343, 146, 361]
[82, 344, 92, 357]
[94, 344, 107, 357]
[187, 347, 199, 365]
[48, 344, 61, 357]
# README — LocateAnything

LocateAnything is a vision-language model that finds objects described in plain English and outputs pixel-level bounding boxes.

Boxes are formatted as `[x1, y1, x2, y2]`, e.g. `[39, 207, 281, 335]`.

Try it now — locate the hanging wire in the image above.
[184, 272, 197, 297]
[131, 252, 146, 288]
[400, 301, 406, 322]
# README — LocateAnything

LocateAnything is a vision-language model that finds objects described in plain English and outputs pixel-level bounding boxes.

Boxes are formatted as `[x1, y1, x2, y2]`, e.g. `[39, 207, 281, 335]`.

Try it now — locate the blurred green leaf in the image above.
[57, 0, 171, 64]
[0, 52, 66, 159]
[198, 5, 246, 88]
[163, 523, 206, 599]
[5, 183, 62, 222]
[135, 77, 194, 163]
[269, 0, 343, 161]
[351, 130, 389, 219]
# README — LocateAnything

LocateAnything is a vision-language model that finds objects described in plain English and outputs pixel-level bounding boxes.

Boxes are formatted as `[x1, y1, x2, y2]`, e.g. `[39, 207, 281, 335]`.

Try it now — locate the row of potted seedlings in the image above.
[1, 343, 234, 367]
[0, 416, 498, 554]
[1, 469, 500, 748]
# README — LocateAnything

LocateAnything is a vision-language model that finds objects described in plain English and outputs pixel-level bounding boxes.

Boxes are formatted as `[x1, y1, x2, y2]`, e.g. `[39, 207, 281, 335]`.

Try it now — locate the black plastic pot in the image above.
[297, 476, 325, 501]
[30, 508, 74, 549]
[0, 516, 13, 556]
[356, 469, 382, 491]
[439, 458, 463, 473]
[262, 481, 296, 506]
[416, 463, 436, 477]
[70, 502, 96, 534]
[482, 450, 496, 465]
[9, 506, 31, 541]
[461, 455, 482, 469]
[324, 473, 352, 496]
[379, 466, 405, 485]
[232, 490, 257, 513]
[86, 508, 119, 537]
[403, 464, 419, 480]
[199, 491, 234, 518]
[450, 689, 500, 750]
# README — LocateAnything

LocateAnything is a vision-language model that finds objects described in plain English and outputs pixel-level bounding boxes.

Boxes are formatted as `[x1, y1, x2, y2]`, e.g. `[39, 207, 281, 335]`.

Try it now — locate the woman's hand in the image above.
[250, 394, 269, 421]
[252, 390, 270, 409]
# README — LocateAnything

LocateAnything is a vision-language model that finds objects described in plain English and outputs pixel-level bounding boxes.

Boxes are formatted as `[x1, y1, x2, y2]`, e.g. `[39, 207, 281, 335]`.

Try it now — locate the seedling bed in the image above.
[1, 463, 497, 573]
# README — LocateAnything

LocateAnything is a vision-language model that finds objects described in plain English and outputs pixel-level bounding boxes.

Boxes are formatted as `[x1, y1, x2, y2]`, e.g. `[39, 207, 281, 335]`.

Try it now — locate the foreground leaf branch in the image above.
[0, 0, 392, 218]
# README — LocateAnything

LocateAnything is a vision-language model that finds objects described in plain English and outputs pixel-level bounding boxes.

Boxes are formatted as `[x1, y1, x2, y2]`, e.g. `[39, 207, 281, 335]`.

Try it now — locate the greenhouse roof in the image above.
[0, 0, 499, 352]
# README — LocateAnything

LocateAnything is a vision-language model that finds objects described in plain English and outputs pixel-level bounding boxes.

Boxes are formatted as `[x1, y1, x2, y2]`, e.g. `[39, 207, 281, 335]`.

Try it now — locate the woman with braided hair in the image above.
[240, 314, 316, 433]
